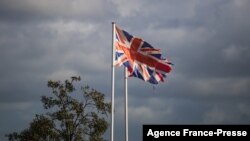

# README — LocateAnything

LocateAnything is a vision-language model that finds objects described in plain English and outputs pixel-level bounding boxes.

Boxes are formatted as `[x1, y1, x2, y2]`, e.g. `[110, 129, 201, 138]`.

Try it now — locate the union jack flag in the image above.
[114, 25, 172, 84]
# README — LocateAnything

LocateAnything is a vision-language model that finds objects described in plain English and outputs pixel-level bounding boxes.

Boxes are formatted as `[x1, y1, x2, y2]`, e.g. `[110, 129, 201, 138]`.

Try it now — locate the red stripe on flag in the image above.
[155, 62, 172, 73]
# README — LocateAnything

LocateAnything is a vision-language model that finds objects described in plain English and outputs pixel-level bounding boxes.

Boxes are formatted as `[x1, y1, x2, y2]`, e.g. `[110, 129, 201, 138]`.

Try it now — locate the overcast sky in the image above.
[1, 0, 250, 140]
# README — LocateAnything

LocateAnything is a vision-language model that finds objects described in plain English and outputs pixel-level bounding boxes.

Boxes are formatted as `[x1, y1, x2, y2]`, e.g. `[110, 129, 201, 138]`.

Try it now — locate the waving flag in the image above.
[114, 25, 172, 84]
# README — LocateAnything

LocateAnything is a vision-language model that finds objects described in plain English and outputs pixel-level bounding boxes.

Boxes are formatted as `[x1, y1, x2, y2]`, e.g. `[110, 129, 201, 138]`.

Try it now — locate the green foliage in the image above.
[6, 76, 111, 141]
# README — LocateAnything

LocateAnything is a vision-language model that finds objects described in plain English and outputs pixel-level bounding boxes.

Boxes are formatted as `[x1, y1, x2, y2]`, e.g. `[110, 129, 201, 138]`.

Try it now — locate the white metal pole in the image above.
[124, 67, 128, 141]
[111, 22, 116, 141]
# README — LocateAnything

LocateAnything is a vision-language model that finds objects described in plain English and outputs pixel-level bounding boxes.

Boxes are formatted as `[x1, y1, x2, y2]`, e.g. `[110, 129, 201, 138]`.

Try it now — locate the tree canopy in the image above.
[6, 76, 111, 141]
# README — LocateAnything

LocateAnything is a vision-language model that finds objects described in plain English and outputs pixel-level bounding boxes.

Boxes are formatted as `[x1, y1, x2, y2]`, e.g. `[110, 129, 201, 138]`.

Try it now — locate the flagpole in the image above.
[111, 22, 116, 141]
[124, 67, 128, 141]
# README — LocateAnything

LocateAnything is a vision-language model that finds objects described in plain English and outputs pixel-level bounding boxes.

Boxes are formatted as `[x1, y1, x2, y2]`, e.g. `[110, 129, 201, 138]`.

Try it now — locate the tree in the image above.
[6, 76, 111, 141]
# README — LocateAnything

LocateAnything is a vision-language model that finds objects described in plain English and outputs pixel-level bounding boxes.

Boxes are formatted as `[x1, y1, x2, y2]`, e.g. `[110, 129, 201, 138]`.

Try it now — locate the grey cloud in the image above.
[0, 0, 116, 22]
